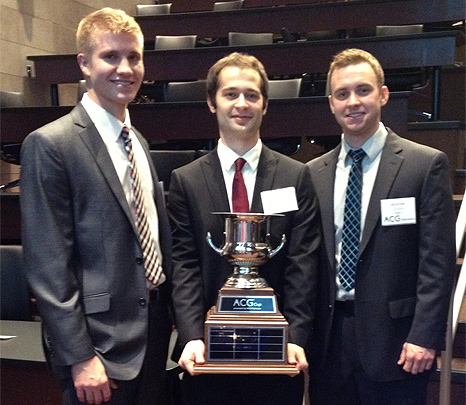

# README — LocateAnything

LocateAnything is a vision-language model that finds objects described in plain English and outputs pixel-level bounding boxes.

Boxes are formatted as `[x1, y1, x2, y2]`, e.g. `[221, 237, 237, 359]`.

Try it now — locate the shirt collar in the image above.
[340, 122, 388, 166]
[81, 93, 132, 142]
[217, 138, 262, 172]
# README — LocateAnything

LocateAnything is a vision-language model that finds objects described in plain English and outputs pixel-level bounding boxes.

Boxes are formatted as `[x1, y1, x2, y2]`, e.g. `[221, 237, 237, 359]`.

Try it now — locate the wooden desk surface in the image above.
[27, 31, 458, 85]
[135, 0, 464, 37]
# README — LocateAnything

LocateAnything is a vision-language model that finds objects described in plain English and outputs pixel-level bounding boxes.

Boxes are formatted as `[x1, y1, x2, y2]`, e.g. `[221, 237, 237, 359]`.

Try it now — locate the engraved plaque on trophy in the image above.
[192, 213, 299, 376]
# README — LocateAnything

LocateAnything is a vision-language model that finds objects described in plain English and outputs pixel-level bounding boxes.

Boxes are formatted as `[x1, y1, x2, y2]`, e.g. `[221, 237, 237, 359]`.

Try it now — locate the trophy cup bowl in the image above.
[206, 212, 286, 289]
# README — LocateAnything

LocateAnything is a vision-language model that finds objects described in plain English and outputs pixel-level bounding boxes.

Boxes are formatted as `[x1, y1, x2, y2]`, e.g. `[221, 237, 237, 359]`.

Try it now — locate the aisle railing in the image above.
[439, 192, 466, 405]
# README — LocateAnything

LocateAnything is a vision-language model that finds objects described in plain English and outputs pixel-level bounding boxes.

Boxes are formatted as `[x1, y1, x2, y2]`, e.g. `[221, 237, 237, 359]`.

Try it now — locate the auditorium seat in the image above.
[0, 90, 23, 191]
[213, 0, 244, 11]
[228, 32, 274, 46]
[0, 245, 32, 321]
[376, 24, 423, 36]
[165, 80, 207, 102]
[150, 150, 199, 191]
[0, 91, 24, 107]
[77, 79, 86, 102]
[268, 78, 302, 99]
[136, 3, 172, 16]
[155, 35, 197, 50]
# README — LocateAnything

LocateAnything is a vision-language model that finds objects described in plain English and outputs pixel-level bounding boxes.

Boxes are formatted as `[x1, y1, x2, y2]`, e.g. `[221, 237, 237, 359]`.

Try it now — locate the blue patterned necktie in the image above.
[339, 148, 366, 291]
[121, 126, 162, 285]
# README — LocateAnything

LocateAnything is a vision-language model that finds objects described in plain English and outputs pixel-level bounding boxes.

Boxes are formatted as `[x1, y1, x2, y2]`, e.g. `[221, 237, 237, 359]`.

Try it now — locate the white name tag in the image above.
[261, 187, 298, 214]
[380, 197, 416, 226]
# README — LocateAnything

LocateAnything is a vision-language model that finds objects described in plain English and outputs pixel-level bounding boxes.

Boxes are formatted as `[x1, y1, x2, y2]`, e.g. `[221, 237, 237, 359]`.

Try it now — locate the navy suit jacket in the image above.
[20, 103, 172, 379]
[307, 129, 456, 381]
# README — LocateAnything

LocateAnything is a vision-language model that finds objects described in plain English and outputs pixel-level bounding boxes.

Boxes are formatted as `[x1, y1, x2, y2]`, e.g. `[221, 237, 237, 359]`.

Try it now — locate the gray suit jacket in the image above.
[20, 103, 172, 380]
[167, 145, 321, 350]
[307, 129, 456, 381]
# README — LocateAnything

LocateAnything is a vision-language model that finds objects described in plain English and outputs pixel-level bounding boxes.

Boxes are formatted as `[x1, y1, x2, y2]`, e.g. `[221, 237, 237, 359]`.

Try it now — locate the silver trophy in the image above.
[193, 212, 298, 376]
[206, 212, 286, 289]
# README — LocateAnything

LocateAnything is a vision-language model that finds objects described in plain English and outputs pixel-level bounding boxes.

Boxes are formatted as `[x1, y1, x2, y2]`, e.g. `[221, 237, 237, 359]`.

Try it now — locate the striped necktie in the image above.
[339, 148, 366, 291]
[121, 126, 162, 285]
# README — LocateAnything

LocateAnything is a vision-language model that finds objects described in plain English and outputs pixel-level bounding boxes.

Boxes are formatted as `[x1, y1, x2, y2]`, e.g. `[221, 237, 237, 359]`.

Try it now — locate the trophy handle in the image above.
[268, 234, 286, 258]
[206, 232, 223, 255]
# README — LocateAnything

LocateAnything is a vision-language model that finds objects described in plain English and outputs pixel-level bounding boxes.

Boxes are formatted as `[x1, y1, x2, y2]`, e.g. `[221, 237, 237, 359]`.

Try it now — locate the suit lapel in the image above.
[133, 129, 164, 209]
[360, 130, 404, 254]
[250, 146, 277, 212]
[70, 105, 135, 227]
[313, 147, 339, 270]
[201, 150, 230, 213]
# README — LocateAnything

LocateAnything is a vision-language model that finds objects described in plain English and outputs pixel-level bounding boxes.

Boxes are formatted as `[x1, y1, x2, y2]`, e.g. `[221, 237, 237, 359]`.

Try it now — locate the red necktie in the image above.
[232, 158, 249, 213]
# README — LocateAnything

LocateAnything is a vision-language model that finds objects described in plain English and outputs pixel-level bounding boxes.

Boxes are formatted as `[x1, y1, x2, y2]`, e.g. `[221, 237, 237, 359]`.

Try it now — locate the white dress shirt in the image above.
[81, 94, 165, 286]
[217, 138, 262, 211]
[334, 123, 387, 300]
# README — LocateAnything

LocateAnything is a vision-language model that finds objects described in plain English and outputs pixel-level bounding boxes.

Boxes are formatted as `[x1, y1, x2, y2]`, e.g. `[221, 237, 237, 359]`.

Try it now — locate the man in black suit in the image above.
[20, 8, 172, 405]
[167, 52, 321, 404]
[307, 48, 456, 405]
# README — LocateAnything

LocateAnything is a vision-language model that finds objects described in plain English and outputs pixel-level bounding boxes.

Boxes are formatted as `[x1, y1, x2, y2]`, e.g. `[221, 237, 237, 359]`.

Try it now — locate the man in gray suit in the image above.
[307, 48, 456, 404]
[20, 8, 172, 405]
[167, 52, 321, 404]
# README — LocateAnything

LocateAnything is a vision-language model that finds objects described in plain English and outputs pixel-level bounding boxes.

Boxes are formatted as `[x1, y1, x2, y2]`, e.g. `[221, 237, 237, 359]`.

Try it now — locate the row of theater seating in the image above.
[77, 77, 306, 105]
[149, 26, 424, 50]
[136, 0, 244, 15]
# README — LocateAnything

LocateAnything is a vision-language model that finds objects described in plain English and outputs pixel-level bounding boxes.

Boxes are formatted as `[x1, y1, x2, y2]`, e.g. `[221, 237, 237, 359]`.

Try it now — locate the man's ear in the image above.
[262, 99, 268, 116]
[77, 53, 90, 77]
[207, 96, 216, 113]
[328, 95, 335, 115]
[380, 85, 389, 107]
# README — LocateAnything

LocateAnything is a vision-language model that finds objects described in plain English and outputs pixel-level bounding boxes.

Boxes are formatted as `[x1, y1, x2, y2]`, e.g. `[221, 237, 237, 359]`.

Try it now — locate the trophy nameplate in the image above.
[192, 213, 299, 376]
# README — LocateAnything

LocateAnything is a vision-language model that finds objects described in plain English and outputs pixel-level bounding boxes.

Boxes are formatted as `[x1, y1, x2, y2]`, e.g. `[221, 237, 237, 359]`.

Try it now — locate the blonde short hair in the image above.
[76, 8, 143, 55]
[327, 48, 385, 93]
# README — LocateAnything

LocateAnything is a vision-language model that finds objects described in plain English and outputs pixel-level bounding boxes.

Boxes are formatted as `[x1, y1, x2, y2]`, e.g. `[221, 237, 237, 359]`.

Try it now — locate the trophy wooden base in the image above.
[193, 287, 299, 376]
[192, 363, 299, 376]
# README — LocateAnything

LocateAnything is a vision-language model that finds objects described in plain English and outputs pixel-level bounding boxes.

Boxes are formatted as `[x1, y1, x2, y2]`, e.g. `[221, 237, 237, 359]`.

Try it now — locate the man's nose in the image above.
[116, 58, 132, 73]
[348, 91, 360, 105]
[235, 93, 248, 107]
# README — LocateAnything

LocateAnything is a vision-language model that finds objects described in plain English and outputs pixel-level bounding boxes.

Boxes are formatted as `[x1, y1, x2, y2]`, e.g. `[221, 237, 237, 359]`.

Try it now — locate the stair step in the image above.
[453, 194, 464, 211]
[458, 296, 466, 339]
[436, 358, 466, 384]
[460, 296, 466, 322]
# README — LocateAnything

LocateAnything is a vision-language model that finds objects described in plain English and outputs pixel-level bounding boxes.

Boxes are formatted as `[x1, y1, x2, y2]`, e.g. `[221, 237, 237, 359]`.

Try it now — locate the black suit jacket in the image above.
[307, 129, 456, 381]
[167, 145, 321, 350]
[20, 103, 172, 380]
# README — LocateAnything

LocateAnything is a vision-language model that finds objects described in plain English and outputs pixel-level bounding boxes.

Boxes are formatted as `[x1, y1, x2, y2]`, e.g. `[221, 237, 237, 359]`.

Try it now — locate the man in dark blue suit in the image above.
[307, 48, 456, 405]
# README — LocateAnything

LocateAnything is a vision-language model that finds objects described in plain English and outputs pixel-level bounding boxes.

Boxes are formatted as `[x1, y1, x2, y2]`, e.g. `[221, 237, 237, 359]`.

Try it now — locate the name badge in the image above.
[261, 187, 298, 214]
[380, 197, 416, 226]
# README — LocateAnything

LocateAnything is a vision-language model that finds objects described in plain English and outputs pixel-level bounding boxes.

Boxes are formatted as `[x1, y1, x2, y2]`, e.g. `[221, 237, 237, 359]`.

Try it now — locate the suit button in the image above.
[139, 298, 147, 307]
[136, 258, 144, 265]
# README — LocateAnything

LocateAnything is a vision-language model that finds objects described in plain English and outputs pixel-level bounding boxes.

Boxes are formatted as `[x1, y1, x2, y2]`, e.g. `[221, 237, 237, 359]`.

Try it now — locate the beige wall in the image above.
[0, 0, 151, 106]
[0, 0, 152, 186]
